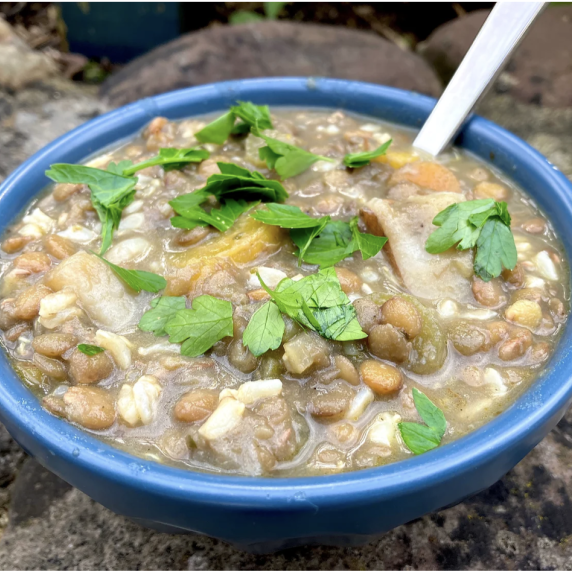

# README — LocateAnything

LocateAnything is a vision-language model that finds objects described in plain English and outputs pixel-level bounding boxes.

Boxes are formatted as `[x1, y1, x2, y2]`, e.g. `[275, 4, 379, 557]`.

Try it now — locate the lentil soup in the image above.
[0, 106, 568, 477]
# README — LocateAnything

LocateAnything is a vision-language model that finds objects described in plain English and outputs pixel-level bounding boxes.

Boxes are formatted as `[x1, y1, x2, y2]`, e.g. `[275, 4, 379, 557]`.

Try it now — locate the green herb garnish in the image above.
[46, 164, 138, 255]
[343, 140, 392, 168]
[425, 199, 517, 281]
[250, 203, 327, 228]
[231, 101, 273, 133]
[291, 217, 387, 268]
[164, 295, 233, 357]
[251, 206, 387, 267]
[77, 344, 105, 356]
[290, 220, 353, 267]
[120, 148, 210, 175]
[138, 296, 186, 336]
[250, 204, 330, 265]
[242, 301, 285, 357]
[169, 164, 287, 232]
[46, 147, 209, 255]
[46, 164, 137, 206]
[195, 111, 236, 145]
[171, 199, 259, 232]
[257, 268, 367, 342]
[170, 163, 287, 221]
[349, 217, 388, 261]
[195, 101, 273, 144]
[295, 217, 330, 266]
[253, 129, 335, 179]
[93, 252, 167, 293]
[399, 388, 447, 455]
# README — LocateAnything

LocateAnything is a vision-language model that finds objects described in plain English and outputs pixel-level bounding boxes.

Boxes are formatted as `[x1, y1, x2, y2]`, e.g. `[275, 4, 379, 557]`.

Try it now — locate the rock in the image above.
[100, 21, 442, 107]
[420, 6, 572, 108]
[418, 10, 488, 84]
[0, 19, 58, 90]
[0, 77, 108, 182]
[0, 424, 25, 488]
[8, 458, 72, 526]
[477, 92, 572, 179]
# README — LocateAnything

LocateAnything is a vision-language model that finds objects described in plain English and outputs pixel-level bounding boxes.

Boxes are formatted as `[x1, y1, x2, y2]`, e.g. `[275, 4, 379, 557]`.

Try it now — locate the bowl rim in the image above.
[1, 77, 571, 510]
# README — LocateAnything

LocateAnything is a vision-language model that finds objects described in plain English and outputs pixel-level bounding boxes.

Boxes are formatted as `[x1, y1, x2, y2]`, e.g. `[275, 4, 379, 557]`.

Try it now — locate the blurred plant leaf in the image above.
[229, 10, 265, 24]
[264, 2, 286, 19]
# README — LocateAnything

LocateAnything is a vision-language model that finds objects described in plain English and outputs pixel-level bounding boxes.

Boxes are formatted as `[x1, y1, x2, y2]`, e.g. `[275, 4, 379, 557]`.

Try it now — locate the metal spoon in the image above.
[413, 2, 545, 156]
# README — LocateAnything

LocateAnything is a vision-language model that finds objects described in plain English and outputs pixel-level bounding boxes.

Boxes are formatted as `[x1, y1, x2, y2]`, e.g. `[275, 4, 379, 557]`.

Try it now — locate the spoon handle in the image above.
[413, 2, 545, 157]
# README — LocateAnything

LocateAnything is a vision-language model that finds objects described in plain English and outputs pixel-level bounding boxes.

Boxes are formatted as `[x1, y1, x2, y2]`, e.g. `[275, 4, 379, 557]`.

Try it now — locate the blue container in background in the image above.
[60, 2, 181, 63]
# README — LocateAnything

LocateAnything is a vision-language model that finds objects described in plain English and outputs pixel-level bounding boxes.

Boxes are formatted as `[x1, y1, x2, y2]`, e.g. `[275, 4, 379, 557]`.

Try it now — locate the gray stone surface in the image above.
[99, 21, 443, 107]
[0, 77, 107, 181]
[420, 6, 572, 108]
[0, 19, 57, 91]
[1, 55, 572, 569]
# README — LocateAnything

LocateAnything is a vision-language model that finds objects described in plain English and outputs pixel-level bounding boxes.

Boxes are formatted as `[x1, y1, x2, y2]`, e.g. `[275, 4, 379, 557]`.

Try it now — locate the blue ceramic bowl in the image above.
[1, 78, 571, 552]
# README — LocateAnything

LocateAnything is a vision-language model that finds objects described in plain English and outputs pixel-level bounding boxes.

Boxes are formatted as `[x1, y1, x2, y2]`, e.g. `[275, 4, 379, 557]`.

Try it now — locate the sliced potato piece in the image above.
[362, 194, 474, 303]
[44, 251, 137, 331]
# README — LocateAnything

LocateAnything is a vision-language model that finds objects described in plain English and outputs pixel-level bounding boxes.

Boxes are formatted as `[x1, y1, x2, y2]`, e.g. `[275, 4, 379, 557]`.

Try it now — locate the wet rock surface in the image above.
[420, 6, 572, 108]
[99, 21, 443, 107]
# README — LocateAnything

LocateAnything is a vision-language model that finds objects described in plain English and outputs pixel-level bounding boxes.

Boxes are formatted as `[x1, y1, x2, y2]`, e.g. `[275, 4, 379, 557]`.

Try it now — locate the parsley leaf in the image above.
[195, 111, 236, 145]
[474, 217, 518, 281]
[291, 221, 355, 267]
[169, 164, 284, 234]
[195, 102, 273, 144]
[242, 301, 285, 357]
[93, 190, 137, 255]
[426, 199, 497, 253]
[251, 207, 386, 267]
[343, 139, 392, 168]
[170, 163, 288, 212]
[349, 217, 388, 260]
[399, 388, 447, 455]
[399, 424, 442, 455]
[164, 295, 233, 357]
[310, 304, 367, 341]
[168, 190, 211, 217]
[170, 216, 209, 231]
[250, 203, 327, 228]
[45, 165, 137, 208]
[121, 148, 210, 175]
[259, 268, 366, 341]
[425, 199, 517, 281]
[296, 217, 330, 266]
[77, 344, 105, 356]
[231, 101, 273, 132]
[106, 160, 134, 175]
[253, 129, 335, 179]
[138, 296, 186, 337]
[170, 199, 259, 232]
[46, 147, 210, 255]
[46, 164, 139, 255]
[93, 253, 167, 293]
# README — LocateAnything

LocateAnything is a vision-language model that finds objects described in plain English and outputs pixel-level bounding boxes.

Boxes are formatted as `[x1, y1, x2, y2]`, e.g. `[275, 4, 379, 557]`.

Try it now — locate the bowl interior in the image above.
[0, 77, 571, 508]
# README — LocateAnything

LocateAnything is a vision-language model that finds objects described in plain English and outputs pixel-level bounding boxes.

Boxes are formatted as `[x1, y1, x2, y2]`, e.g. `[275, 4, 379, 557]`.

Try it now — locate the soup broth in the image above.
[0, 108, 568, 476]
